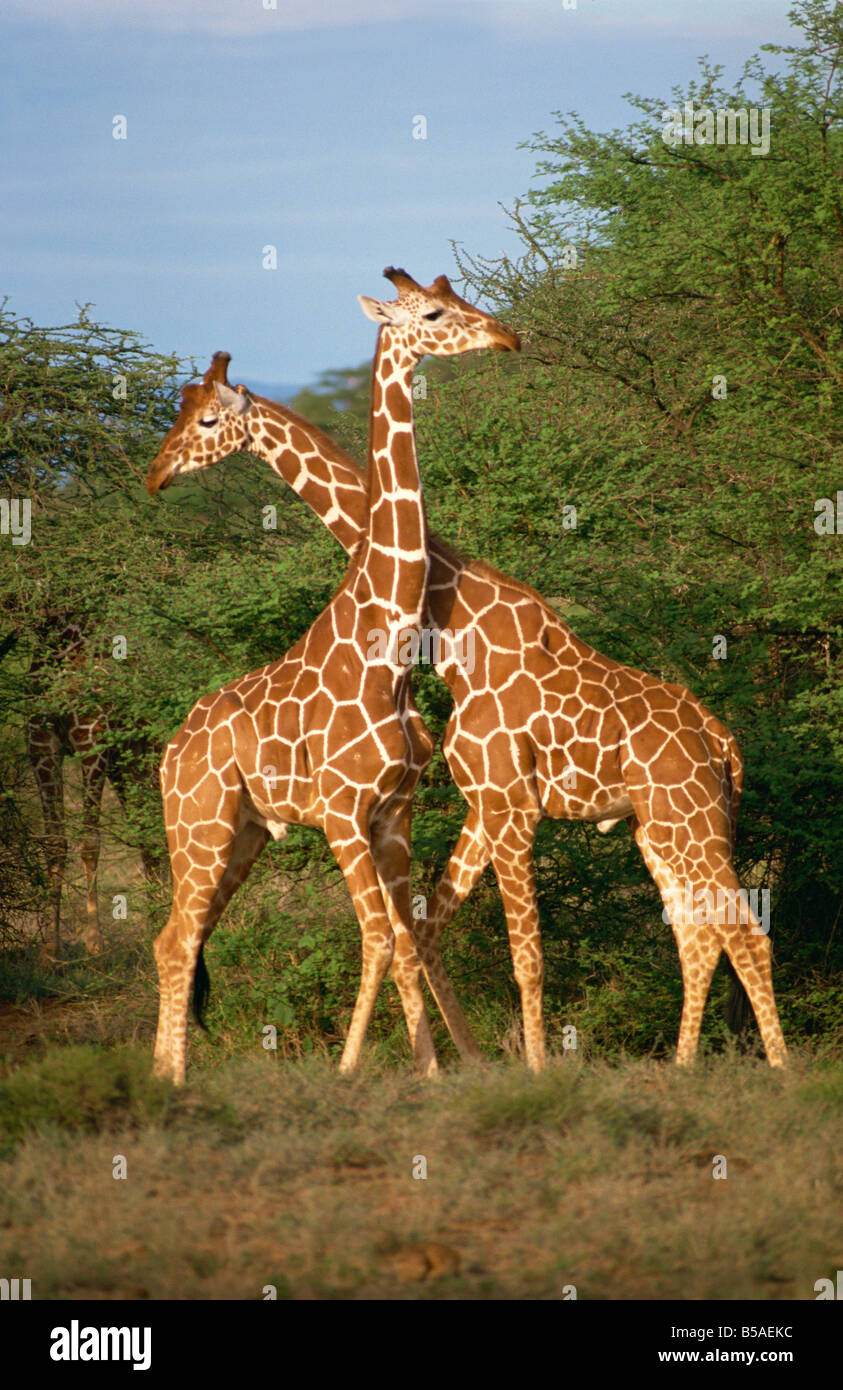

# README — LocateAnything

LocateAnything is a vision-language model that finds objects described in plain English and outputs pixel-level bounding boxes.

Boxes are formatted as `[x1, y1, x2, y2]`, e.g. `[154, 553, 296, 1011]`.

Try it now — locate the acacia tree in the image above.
[402, 0, 843, 1042]
[0, 305, 346, 938]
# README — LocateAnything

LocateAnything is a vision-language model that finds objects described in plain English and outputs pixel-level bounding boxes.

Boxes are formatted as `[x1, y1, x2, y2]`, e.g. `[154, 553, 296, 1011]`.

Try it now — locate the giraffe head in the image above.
[359, 267, 520, 361]
[146, 352, 253, 495]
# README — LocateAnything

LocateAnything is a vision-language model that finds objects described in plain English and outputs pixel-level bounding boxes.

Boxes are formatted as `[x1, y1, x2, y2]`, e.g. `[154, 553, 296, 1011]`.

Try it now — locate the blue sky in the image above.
[1, 0, 797, 390]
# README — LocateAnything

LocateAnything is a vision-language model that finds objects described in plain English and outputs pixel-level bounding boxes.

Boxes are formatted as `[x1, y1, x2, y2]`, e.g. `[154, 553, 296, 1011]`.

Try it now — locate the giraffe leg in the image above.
[28, 720, 66, 956]
[673, 924, 722, 1065]
[634, 824, 724, 1064]
[633, 824, 787, 1068]
[324, 822, 414, 1075]
[45, 835, 68, 960]
[154, 815, 269, 1085]
[153, 905, 204, 1085]
[78, 748, 107, 953]
[412, 807, 488, 1062]
[633, 831, 723, 1063]
[371, 808, 438, 1078]
[484, 811, 545, 1071]
[711, 868, 787, 1067]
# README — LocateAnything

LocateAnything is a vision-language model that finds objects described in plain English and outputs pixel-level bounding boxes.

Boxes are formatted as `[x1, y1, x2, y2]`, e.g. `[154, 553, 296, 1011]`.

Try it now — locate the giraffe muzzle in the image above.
[490, 325, 521, 352]
[146, 456, 179, 494]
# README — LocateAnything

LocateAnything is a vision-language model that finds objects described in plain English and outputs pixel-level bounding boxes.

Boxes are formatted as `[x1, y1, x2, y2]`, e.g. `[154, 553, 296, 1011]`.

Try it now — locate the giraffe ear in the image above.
[213, 381, 251, 415]
[358, 294, 411, 327]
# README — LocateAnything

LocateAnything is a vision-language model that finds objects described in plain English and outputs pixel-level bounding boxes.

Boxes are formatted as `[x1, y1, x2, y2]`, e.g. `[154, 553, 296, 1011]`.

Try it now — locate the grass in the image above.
[0, 1044, 840, 1300]
[1, 766, 841, 1300]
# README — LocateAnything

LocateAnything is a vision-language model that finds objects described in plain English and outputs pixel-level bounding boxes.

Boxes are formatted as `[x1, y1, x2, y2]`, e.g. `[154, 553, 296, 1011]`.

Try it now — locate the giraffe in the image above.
[149, 268, 520, 1084]
[147, 337, 788, 1072]
[24, 613, 161, 955]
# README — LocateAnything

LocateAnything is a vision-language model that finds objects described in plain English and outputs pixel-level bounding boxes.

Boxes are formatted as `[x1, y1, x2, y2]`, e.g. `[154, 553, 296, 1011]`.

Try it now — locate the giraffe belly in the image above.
[238, 787, 294, 840]
[534, 745, 631, 823]
[262, 817, 289, 841]
[540, 783, 634, 823]
[244, 782, 310, 833]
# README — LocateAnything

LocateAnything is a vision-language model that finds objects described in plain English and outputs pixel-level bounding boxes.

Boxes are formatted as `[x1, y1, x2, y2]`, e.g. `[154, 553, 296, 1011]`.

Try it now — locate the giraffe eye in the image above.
[198, 416, 218, 427]
[423, 309, 444, 321]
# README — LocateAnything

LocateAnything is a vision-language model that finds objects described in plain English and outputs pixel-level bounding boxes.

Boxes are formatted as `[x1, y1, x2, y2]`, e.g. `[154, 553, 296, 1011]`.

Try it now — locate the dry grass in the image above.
[2, 761, 840, 1302]
[1, 1047, 840, 1301]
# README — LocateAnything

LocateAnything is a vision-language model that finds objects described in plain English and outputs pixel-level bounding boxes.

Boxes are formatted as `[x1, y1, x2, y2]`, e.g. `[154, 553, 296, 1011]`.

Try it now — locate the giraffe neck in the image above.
[241, 395, 476, 680]
[357, 333, 428, 628]
[236, 389, 582, 692]
[244, 397, 369, 555]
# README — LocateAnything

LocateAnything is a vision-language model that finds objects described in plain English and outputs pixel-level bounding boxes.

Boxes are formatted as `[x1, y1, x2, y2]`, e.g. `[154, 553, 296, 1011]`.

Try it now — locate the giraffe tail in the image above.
[720, 729, 753, 1038]
[721, 728, 744, 847]
[724, 956, 752, 1038]
[192, 942, 211, 1031]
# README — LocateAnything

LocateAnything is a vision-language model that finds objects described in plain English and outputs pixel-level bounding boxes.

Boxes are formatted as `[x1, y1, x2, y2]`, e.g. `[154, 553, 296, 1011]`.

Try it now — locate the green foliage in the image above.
[0, 1045, 172, 1146]
[0, 736, 46, 941]
[428, 0, 843, 1019]
[0, 303, 348, 887]
[202, 875, 361, 1057]
[288, 362, 370, 433]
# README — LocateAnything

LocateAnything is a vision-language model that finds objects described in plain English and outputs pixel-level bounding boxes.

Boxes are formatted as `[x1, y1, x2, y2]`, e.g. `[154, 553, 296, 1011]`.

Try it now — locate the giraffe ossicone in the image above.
[148, 268, 520, 1084]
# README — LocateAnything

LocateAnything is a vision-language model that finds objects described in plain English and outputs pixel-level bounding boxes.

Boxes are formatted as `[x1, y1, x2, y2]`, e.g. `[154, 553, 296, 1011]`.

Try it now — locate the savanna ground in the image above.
[3, 1048, 843, 1302]
[0, 781, 841, 1304]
